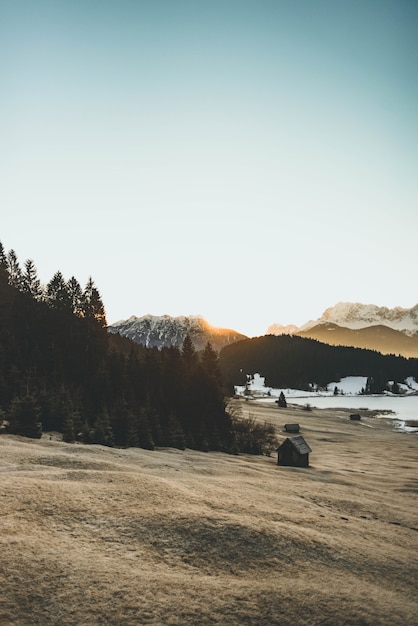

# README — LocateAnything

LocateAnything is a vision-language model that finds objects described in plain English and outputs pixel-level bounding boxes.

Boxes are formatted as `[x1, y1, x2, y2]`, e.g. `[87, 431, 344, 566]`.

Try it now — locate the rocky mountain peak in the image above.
[108, 314, 247, 351]
[316, 302, 418, 335]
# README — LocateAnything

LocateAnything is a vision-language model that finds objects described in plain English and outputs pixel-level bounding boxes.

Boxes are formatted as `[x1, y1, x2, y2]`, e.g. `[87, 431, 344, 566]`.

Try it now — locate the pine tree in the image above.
[278, 391, 287, 408]
[22, 259, 43, 300]
[91, 408, 114, 446]
[137, 410, 155, 450]
[8, 395, 42, 438]
[391, 381, 400, 394]
[67, 276, 83, 317]
[201, 342, 223, 388]
[166, 413, 186, 449]
[7, 249, 23, 290]
[0, 241, 8, 285]
[181, 334, 197, 372]
[82, 277, 107, 327]
[46, 271, 71, 310]
[62, 413, 76, 443]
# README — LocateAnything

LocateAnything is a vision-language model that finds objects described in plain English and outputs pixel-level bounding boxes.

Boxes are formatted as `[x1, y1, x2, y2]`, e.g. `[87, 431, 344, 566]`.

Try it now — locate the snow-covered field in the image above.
[236, 374, 418, 431]
[236, 373, 418, 398]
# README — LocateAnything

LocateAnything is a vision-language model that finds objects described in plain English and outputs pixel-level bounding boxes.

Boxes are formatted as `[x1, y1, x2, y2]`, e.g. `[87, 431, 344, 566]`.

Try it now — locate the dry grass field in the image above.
[1, 400, 417, 625]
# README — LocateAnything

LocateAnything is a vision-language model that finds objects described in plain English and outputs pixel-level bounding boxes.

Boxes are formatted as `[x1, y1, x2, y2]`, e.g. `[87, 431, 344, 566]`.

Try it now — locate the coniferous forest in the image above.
[0, 242, 234, 451]
[219, 334, 418, 394]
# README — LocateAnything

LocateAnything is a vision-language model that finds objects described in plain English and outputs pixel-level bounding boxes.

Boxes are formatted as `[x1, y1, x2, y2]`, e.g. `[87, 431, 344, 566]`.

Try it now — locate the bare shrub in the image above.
[228, 405, 278, 455]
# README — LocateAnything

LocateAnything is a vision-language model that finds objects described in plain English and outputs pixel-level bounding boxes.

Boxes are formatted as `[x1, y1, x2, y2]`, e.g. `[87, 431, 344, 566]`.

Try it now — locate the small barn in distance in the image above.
[277, 436, 312, 468]
[284, 423, 300, 433]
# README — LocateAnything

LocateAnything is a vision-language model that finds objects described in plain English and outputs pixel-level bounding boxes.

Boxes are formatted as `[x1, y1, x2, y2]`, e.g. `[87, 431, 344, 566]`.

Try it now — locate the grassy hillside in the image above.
[1, 403, 417, 625]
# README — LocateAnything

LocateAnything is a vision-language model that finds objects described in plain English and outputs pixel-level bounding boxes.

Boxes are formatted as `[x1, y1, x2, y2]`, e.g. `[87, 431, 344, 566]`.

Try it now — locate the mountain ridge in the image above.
[268, 302, 418, 336]
[109, 302, 418, 357]
[108, 314, 248, 351]
[267, 302, 418, 358]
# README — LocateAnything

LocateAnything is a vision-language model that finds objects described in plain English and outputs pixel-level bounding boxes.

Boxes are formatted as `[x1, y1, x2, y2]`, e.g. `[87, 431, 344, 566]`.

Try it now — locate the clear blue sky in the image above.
[1, 0, 417, 336]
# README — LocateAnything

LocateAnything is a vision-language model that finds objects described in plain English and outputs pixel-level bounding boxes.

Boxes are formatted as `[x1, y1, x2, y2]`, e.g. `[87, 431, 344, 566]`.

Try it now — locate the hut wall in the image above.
[277, 441, 309, 468]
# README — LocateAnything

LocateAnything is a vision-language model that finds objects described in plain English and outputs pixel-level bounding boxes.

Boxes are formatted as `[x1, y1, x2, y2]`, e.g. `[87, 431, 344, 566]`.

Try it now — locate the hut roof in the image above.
[278, 435, 312, 455]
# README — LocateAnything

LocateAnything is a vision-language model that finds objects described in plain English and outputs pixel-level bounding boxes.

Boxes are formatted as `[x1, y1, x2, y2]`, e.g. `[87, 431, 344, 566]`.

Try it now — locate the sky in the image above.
[1, 0, 417, 337]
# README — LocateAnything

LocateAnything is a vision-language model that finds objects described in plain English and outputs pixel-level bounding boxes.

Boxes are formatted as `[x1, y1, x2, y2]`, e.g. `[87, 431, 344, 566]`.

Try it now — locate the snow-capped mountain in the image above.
[108, 314, 247, 351]
[268, 302, 418, 337]
[265, 323, 299, 336]
[301, 302, 418, 336]
[267, 302, 418, 358]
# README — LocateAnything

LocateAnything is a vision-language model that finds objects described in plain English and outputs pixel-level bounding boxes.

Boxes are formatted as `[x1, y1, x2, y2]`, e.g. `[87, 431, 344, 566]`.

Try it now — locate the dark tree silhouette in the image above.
[46, 271, 71, 310]
[7, 250, 23, 290]
[278, 391, 287, 408]
[22, 259, 43, 300]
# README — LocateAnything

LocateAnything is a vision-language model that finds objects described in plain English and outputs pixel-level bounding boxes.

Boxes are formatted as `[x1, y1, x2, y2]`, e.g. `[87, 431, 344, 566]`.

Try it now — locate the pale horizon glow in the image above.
[1, 1, 417, 338]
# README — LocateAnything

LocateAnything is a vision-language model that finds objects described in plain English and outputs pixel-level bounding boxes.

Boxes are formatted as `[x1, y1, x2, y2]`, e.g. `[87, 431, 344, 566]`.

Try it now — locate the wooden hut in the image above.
[277, 436, 312, 468]
[284, 423, 300, 433]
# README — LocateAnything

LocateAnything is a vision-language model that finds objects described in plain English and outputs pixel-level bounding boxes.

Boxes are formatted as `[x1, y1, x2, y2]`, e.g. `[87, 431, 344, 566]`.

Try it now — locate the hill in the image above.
[219, 334, 418, 393]
[296, 322, 418, 358]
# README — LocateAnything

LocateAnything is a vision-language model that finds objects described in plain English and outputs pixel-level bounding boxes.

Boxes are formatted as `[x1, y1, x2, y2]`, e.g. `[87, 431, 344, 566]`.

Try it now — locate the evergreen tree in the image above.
[391, 381, 400, 394]
[0, 241, 8, 285]
[67, 276, 83, 317]
[7, 249, 23, 290]
[22, 259, 43, 300]
[166, 413, 186, 450]
[181, 334, 198, 372]
[137, 409, 155, 450]
[8, 394, 42, 438]
[91, 408, 114, 446]
[46, 271, 71, 310]
[82, 277, 107, 327]
[62, 413, 76, 443]
[109, 398, 132, 446]
[201, 342, 223, 389]
[124, 412, 139, 448]
[278, 391, 287, 407]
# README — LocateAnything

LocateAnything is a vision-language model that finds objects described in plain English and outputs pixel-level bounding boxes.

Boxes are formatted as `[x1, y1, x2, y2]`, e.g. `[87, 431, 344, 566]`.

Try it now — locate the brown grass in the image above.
[1, 401, 417, 625]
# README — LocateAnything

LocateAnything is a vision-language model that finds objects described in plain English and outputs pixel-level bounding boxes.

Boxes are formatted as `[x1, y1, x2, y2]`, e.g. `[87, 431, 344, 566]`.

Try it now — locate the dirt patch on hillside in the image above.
[1, 402, 417, 625]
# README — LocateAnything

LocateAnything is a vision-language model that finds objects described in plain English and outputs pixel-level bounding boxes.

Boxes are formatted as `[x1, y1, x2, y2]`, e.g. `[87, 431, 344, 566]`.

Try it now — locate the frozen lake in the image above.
[287, 394, 418, 426]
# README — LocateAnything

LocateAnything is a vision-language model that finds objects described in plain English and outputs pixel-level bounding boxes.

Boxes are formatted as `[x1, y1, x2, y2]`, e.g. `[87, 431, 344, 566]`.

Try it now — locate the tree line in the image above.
[0, 241, 274, 453]
[219, 334, 418, 393]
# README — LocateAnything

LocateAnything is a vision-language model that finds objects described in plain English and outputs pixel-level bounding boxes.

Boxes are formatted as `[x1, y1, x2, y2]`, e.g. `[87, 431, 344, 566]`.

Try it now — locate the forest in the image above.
[219, 334, 418, 394]
[0, 242, 239, 452]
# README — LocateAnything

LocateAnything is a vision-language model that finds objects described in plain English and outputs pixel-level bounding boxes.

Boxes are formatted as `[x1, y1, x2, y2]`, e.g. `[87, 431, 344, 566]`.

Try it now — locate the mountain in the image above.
[108, 314, 248, 351]
[267, 302, 418, 358]
[301, 302, 418, 335]
[266, 323, 299, 336]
